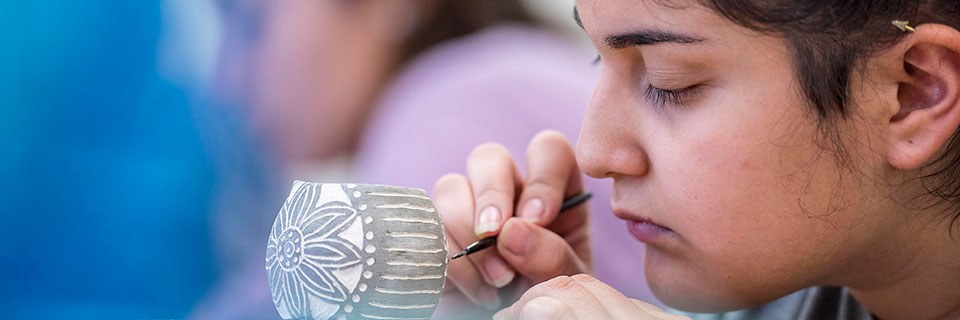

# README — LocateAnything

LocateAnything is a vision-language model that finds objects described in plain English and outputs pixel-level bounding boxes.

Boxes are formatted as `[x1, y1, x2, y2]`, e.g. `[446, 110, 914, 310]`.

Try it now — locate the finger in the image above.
[435, 173, 515, 294]
[497, 276, 680, 320]
[497, 218, 589, 283]
[444, 228, 504, 309]
[494, 275, 611, 320]
[517, 130, 584, 225]
[466, 143, 522, 237]
[519, 297, 576, 320]
[568, 275, 688, 319]
[568, 274, 659, 319]
[433, 174, 501, 309]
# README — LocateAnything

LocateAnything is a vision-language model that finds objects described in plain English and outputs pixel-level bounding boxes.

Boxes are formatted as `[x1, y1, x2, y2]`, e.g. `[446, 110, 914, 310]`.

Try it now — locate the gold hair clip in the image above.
[892, 20, 916, 33]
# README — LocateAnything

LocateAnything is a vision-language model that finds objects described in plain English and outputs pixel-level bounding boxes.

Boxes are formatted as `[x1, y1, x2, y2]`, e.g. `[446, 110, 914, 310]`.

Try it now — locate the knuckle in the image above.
[545, 240, 567, 262]
[548, 242, 576, 275]
[470, 142, 511, 159]
[524, 177, 560, 192]
[531, 130, 569, 146]
[570, 273, 598, 284]
[432, 175, 471, 220]
[475, 188, 510, 207]
[529, 130, 573, 153]
[542, 275, 579, 292]
[434, 173, 467, 192]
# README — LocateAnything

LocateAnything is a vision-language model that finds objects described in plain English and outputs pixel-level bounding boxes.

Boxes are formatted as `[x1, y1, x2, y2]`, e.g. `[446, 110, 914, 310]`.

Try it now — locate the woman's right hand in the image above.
[433, 130, 594, 312]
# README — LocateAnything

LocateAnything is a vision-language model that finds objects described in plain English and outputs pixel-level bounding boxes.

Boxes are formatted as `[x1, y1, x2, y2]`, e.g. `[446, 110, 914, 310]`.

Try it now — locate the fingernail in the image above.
[476, 206, 501, 235]
[478, 286, 501, 310]
[503, 220, 533, 255]
[520, 198, 544, 222]
[484, 256, 516, 288]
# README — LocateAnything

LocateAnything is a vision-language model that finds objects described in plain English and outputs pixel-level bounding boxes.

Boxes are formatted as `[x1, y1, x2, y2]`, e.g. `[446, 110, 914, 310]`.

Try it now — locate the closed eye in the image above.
[645, 84, 700, 107]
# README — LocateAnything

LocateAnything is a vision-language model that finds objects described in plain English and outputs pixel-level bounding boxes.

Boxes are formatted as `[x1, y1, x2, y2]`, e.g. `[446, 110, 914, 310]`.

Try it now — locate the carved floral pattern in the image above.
[266, 183, 362, 319]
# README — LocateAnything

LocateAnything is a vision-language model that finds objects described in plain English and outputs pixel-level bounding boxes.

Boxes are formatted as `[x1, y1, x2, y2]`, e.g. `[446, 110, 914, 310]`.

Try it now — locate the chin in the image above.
[649, 284, 762, 313]
[643, 248, 780, 313]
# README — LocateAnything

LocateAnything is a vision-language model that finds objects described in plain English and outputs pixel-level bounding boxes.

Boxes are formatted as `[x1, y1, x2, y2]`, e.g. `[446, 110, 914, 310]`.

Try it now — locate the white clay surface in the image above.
[266, 182, 448, 320]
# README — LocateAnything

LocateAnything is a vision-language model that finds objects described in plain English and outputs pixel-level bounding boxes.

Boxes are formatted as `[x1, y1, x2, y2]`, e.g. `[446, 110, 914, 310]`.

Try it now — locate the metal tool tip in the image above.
[450, 252, 465, 260]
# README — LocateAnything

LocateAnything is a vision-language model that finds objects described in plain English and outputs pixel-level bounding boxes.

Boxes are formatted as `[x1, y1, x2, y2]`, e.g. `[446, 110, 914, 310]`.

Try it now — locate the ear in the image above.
[887, 24, 960, 170]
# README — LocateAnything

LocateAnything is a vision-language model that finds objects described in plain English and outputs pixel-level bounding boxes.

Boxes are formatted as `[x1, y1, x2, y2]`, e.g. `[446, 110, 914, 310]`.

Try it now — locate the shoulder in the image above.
[376, 24, 598, 118]
[672, 287, 872, 320]
[353, 25, 597, 189]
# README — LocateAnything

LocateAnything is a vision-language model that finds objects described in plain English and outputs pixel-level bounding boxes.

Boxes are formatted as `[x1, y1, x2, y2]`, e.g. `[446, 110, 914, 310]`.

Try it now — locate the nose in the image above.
[575, 72, 651, 179]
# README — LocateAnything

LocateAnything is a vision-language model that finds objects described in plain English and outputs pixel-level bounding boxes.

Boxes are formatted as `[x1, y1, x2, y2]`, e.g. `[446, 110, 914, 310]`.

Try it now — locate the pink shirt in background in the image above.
[354, 24, 661, 307]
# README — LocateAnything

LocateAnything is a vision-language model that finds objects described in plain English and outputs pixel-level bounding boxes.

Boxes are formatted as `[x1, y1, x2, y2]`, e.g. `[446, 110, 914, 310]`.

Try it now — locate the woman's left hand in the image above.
[493, 274, 689, 320]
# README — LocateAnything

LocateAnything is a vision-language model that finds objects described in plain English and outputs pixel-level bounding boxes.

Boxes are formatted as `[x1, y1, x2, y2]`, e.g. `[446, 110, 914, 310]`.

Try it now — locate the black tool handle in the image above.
[450, 192, 592, 260]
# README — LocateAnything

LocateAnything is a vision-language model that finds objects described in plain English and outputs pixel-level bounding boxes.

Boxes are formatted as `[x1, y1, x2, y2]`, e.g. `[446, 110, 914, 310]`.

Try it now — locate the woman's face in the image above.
[214, 0, 399, 159]
[574, 0, 901, 312]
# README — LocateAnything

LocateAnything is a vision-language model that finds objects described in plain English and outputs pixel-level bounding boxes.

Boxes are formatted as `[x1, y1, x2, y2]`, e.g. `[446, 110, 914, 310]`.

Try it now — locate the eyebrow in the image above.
[573, 6, 706, 49]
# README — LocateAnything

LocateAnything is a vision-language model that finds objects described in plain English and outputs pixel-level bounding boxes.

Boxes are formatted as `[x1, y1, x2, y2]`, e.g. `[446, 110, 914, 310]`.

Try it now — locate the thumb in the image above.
[496, 218, 588, 283]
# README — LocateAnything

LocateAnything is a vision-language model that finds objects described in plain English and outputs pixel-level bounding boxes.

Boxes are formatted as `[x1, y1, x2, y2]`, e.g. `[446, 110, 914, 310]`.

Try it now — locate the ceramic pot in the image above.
[266, 182, 448, 319]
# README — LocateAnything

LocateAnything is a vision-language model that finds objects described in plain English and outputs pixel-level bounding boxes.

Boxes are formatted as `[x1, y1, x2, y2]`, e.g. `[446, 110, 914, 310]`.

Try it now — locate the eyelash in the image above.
[645, 85, 698, 107]
[590, 54, 699, 107]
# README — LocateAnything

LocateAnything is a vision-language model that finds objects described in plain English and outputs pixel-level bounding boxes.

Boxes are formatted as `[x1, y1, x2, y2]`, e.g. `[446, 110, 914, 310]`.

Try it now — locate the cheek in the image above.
[252, 5, 362, 157]
[252, 7, 326, 122]
[666, 128, 820, 266]
[646, 86, 870, 309]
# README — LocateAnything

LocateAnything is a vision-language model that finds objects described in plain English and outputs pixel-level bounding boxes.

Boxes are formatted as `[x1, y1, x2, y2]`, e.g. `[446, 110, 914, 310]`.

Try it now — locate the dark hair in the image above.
[574, 1, 960, 228]
[692, 1, 960, 229]
[398, 1, 535, 68]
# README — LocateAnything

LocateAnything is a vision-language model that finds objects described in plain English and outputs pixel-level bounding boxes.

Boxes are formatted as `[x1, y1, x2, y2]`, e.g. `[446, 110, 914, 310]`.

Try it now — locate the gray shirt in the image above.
[673, 287, 873, 320]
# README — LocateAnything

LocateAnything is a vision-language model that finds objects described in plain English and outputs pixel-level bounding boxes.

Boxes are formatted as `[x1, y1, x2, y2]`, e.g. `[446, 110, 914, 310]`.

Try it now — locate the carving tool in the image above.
[450, 192, 592, 260]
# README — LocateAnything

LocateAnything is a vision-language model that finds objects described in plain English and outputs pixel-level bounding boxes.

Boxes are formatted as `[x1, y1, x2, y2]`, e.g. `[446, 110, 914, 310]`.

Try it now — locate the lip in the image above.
[626, 220, 674, 243]
[613, 208, 676, 243]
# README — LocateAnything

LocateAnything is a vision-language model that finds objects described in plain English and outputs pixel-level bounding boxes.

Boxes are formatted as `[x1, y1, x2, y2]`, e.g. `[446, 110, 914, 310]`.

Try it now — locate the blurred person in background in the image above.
[195, 0, 660, 318]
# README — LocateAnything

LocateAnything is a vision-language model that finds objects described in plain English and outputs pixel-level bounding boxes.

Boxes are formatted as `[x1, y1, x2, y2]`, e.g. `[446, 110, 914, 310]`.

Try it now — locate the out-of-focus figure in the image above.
[196, 0, 660, 318]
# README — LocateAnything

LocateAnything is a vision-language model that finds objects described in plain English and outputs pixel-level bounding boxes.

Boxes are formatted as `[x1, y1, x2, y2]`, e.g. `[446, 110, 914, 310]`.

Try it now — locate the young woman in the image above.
[435, 1, 960, 319]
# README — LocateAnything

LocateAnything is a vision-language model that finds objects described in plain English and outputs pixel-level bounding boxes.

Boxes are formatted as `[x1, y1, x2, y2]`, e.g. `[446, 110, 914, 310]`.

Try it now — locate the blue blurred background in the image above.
[0, 1, 279, 317]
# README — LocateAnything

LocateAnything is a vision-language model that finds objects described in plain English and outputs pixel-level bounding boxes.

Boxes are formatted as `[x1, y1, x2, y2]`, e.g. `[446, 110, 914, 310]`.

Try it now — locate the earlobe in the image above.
[888, 24, 960, 170]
